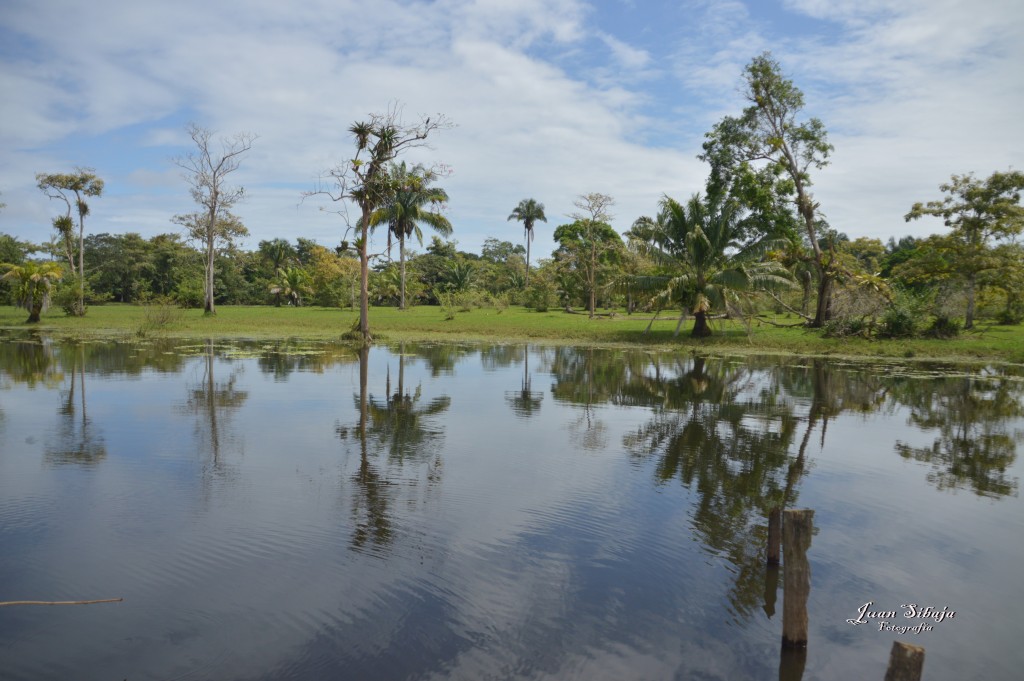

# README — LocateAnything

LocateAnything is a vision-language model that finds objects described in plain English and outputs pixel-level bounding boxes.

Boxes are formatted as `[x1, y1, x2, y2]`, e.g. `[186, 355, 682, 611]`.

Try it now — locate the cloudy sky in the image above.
[1, 0, 1022, 258]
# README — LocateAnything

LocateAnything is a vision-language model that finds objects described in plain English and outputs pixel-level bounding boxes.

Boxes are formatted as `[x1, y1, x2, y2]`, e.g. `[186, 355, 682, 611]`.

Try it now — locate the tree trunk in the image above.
[965, 272, 976, 329]
[399, 234, 407, 311]
[691, 310, 712, 337]
[27, 301, 43, 323]
[811, 267, 834, 327]
[525, 229, 531, 288]
[359, 212, 371, 342]
[204, 230, 216, 315]
[77, 217, 85, 316]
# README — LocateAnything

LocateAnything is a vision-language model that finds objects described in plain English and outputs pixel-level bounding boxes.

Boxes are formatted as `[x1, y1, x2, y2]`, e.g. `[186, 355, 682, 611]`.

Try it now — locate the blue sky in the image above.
[2, 0, 1022, 258]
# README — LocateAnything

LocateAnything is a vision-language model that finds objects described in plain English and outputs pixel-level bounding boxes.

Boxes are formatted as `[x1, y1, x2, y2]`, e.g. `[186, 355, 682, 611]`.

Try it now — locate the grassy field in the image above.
[2, 303, 1023, 364]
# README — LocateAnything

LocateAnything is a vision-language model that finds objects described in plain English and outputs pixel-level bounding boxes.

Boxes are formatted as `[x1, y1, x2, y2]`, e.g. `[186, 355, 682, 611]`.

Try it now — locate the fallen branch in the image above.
[0, 598, 123, 607]
[764, 291, 813, 322]
[755, 315, 807, 328]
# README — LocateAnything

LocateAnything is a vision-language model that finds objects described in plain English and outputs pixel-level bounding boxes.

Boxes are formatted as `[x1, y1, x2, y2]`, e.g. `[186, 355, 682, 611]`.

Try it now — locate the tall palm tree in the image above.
[2, 261, 64, 323]
[633, 194, 792, 337]
[369, 162, 452, 310]
[507, 198, 547, 287]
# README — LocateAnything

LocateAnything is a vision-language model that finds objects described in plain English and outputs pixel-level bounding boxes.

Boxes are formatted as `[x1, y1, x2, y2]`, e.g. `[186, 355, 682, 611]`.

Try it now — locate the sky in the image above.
[1, 0, 1022, 259]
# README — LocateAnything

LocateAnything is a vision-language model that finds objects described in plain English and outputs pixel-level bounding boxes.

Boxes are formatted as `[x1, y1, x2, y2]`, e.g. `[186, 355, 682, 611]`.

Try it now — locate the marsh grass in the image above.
[2, 303, 1022, 363]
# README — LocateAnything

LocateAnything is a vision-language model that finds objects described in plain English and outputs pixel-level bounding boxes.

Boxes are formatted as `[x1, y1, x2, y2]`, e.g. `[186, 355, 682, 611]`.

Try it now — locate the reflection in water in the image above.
[621, 356, 801, 620]
[506, 345, 543, 417]
[894, 374, 1023, 497]
[2, 337, 1023, 681]
[46, 343, 106, 466]
[181, 340, 249, 476]
[338, 345, 450, 554]
[0, 336, 64, 388]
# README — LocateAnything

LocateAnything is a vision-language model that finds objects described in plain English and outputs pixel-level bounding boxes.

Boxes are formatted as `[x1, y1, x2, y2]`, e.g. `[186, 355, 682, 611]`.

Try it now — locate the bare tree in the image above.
[570, 193, 616, 317]
[36, 168, 104, 315]
[307, 106, 450, 342]
[174, 123, 256, 315]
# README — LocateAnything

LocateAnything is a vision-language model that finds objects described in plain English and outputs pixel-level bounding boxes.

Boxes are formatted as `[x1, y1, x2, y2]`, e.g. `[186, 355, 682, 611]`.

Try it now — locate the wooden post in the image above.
[884, 641, 925, 681]
[781, 509, 813, 648]
[767, 506, 782, 565]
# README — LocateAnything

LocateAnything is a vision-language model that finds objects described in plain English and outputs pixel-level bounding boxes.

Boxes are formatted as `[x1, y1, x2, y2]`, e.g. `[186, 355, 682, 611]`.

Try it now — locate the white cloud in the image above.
[0, 0, 1021, 252]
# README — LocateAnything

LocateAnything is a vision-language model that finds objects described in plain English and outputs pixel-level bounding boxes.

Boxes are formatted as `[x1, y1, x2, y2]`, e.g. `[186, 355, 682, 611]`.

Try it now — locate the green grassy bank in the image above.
[3, 304, 1023, 364]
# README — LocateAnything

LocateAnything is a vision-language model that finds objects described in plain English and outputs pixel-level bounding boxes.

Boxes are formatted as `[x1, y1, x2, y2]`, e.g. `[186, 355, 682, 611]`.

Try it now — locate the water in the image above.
[1, 336, 1022, 680]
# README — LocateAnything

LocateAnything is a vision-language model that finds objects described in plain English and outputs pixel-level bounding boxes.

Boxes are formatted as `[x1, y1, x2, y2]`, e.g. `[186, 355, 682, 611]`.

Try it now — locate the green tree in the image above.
[310, 109, 449, 342]
[2, 261, 64, 323]
[36, 168, 104, 316]
[632, 194, 792, 337]
[268, 266, 313, 306]
[83, 233, 154, 302]
[507, 198, 547, 287]
[173, 211, 249, 307]
[904, 170, 1024, 329]
[553, 193, 623, 317]
[369, 162, 452, 310]
[174, 123, 256, 315]
[701, 53, 834, 327]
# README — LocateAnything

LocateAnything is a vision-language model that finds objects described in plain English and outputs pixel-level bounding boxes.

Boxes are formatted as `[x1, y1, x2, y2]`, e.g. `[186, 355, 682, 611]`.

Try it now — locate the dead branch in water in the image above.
[0, 598, 123, 607]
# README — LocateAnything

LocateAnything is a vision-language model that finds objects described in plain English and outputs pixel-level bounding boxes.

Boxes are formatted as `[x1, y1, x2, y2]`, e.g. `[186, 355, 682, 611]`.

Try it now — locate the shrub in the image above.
[523, 280, 555, 312]
[924, 315, 960, 339]
[822, 317, 871, 338]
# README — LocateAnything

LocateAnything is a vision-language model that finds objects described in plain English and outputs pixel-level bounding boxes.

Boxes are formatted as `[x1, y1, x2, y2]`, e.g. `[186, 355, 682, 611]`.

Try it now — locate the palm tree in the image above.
[633, 194, 792, 337]
[369, 162, 452, 310]
[2, 261, 64, 323]
[268, 266, 312, 307]
[507, 198, 547, 287]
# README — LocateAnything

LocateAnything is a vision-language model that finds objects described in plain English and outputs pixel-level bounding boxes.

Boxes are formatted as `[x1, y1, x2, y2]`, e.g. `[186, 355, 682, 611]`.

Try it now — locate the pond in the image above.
[1, 336, 1022, 680]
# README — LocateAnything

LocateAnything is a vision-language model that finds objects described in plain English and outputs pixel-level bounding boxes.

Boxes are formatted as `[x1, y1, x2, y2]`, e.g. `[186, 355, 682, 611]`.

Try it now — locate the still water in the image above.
[1, 336, 1022, 680]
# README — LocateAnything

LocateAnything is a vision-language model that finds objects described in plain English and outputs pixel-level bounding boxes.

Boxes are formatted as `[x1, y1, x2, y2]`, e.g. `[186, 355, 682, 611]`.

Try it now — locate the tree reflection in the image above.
[45, 343, 106, 466]
[893, 373, 1023, 498]
[338, 345, 450, 555]
[181, 340, 248, 476]
[505, 345, 543, 418]
[0, 337, 64, 388]
[622, 356, 801, 620]
[255, 339, 362, 380]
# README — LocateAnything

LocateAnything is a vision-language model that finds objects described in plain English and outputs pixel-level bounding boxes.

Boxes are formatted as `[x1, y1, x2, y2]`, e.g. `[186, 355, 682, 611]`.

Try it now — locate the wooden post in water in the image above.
[781, 509, 813, 648]
[883, 641, 925, 681]
[767, 506, 782, 565]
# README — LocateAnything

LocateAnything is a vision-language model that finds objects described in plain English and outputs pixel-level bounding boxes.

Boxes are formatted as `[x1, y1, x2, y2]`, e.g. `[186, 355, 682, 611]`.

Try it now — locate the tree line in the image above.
[3, 53, 1023, 338]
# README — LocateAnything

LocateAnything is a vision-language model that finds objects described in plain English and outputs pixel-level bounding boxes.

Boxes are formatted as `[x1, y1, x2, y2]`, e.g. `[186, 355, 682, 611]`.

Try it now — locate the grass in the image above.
[3, 303, 1024, 364]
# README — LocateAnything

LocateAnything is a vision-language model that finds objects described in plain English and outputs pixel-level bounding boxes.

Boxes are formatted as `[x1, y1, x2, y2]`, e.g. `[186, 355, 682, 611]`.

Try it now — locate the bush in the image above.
[878, 288, 927, 339]
[822, 317, 871, 338]
[995, 300, 1024, 326]
[523, 280, 555, 312]
[924, 315, 960, 339]
[52, 276, 109, 316]
[878, 305, 918, 338]
[136, 297, 183, 337]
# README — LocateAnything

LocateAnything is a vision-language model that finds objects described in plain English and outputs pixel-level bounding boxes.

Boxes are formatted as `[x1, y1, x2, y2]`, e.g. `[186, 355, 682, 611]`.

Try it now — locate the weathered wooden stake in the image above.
[883, 641, 925, 681]
[767, 506, 782, 565]
[781, 509, 813, 648]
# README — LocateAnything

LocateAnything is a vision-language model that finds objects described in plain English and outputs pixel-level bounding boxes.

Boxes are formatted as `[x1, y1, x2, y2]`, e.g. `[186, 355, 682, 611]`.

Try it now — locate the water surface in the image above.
[1, 337, 1022, 680]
